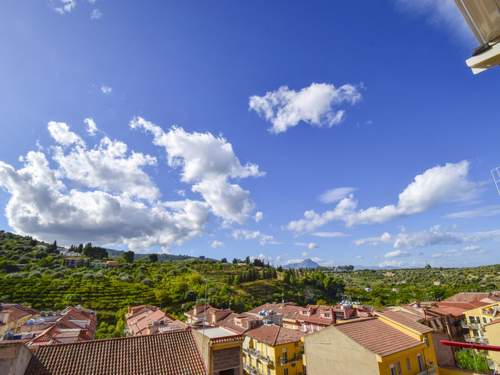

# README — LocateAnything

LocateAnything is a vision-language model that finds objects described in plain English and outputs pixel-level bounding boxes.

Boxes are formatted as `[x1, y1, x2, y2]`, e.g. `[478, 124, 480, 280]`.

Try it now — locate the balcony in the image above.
[465, 336, 489, 344]
[416, 365, 438, 375]
[243, 364, 257, 375]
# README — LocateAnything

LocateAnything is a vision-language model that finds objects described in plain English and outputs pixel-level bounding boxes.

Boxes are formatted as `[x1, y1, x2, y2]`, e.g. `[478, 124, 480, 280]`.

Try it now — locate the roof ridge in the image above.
[32, 327, 191, 350]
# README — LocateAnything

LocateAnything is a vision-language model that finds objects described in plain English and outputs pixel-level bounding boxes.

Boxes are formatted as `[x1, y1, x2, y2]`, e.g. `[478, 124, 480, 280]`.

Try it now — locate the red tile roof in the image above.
[335, 318, 423, 357]
[444, 292, 500, 304]
[25, 329, 207, 375]
[378, 310, 433, 334]
[246, 324, 303, 346]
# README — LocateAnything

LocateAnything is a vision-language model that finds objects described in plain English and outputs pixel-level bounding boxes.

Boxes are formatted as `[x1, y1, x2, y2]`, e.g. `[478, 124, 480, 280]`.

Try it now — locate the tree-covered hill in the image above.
[1, 230, 498, 338]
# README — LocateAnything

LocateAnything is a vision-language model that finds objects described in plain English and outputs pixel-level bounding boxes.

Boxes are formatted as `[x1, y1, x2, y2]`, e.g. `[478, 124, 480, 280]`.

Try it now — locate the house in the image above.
[25, 306, 96, 346]
[125, 305, 186, 336]
[0, 326, 244, 375]
[185, 304, 233, 328]
[0, 304, 38, 337]
[218, 313, 263, 334]
[242, 324, 304, 375]
[246, 302, 361, 333]
[304, 317, 438, 375]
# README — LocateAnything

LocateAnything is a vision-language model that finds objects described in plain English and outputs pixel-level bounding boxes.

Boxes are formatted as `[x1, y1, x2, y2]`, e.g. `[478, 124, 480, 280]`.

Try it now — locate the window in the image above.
[469, 316, 475, 323]
[284, 369, 289, 375]
[406, 358, 411, 371]
[483, 317, 487, 323]
[389, 361, 401, 375]
[417, 354, 425, 371]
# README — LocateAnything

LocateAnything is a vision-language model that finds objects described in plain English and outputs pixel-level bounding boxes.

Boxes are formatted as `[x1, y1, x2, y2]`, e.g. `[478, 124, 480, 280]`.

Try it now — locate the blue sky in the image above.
[0, 0, 499, 268]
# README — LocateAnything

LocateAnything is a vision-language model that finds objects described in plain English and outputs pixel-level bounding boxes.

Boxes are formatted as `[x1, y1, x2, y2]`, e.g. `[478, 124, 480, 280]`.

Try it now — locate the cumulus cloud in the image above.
[210, 240, 224, 249]
[84, 118, 98, 136]
[130, 117, 263, 223]
[231, 229, 277, 245]
[52, 135, 159, 201]
[355, 232, 392, 246]
[48, 121, 84, 147]
[51, 0, 77, 14]
[100, 85, 112, 95]
[249, 83, 362, 134]
[254, 211, 264, 222]
[288, 161, 478, 233]
[319, 187, 357, 204]
[356, 225, 500, 251]
[0, 134, 211, 251]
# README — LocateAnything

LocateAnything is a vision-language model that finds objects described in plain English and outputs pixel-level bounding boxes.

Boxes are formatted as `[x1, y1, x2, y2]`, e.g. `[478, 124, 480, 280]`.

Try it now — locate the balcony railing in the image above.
[416, 365, 438, 375]
[465, 336, 489, 344]
[243, 364, 257, 375]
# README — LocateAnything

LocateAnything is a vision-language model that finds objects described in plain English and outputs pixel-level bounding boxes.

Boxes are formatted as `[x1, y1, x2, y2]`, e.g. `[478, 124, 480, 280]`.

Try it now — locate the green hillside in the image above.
[1, 230, 498, 338]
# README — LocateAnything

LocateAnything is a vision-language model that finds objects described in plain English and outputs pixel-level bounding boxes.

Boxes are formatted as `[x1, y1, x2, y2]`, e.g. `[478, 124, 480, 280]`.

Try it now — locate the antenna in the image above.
[491, 166, 500, 195]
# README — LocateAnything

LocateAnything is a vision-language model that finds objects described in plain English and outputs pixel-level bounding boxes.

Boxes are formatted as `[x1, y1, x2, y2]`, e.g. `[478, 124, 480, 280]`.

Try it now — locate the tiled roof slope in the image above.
[378, 310, 433, 334]
[246, 324, 302, 346]
[335, 318, 423, 357]
[25, 329, 206, 375]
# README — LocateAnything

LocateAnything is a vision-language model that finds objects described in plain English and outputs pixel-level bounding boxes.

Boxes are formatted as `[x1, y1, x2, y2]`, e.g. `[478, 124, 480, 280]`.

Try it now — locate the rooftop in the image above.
[334, 318, 423, 357]
[378, 310, 433, 334]
[25, 329, 206, 375]
[246, 324, 303, 346]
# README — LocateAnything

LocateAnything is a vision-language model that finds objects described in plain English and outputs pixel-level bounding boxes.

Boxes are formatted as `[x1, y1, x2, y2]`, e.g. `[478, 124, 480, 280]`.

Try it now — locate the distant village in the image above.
[1, 291, 499, 374]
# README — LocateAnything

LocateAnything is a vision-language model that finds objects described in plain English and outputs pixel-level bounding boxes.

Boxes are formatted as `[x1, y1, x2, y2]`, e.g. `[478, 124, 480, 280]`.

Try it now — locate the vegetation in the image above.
[0, 230, 498, 339]
[455, 349, 491, 373]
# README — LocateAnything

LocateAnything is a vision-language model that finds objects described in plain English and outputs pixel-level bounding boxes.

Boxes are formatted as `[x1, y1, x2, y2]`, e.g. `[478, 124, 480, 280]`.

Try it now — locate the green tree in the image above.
[149, 254, 159, 262]
[123, 250, 134, 263]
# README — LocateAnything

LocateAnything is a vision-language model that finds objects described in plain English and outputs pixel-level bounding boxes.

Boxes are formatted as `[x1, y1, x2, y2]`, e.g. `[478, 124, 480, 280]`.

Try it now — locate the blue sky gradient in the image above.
[0, 0, 499, 268]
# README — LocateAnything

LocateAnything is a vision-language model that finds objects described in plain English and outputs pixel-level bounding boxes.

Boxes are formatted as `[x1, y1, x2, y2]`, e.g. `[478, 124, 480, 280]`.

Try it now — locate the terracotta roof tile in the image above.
[25, 329, 206, 375]
[246, 324, 302, 346]
[378, 310, 433, 334]
[335, 318, 423, 357]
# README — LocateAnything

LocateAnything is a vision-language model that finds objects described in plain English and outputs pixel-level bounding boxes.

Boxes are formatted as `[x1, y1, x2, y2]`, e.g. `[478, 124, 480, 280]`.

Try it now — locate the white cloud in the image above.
[446, 205, 500, 219]
[431, 245, 484, 258]
[319, 187, 357, 204]
[130, 117, 263, 223]
[310, 231, 348, 238]
[90, 8, 102, 20]
[384, 249, 410, 258]
[0, 127, 212, 251]
[48, 121, 84, 147]
[254, 211, 264, 223]
[100, 85, 112, 95]
[52, 132, 159, 201]
[84, 118, 98, 136]
[294, 242, 319, 250]
[51, 0, 77, 14]
[231, 229, 277, 245]
[249, 83, 362, 134]
[288, 161, 477, 232]
[210, 240, 224, 249]
[378, 260, 403, 268]
[395, 0, 473, 44]
[355, 232, 392, 246]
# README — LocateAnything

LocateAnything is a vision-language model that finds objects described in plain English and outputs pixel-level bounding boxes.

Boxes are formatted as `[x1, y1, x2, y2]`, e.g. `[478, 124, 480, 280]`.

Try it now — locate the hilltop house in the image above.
[185, 304, 233, 328]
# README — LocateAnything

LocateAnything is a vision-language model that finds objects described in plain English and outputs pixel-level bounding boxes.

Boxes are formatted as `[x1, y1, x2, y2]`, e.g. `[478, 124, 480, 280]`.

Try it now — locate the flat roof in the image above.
[200, 327, 238, 338]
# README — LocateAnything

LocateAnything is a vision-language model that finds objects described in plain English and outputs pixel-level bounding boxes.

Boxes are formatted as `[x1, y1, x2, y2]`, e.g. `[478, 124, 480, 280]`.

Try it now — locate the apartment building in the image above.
[463, 301, 500, 344]
[242, 324, 304, 375]
[484, 319, 500, 372]
[304, 317, 438, 375]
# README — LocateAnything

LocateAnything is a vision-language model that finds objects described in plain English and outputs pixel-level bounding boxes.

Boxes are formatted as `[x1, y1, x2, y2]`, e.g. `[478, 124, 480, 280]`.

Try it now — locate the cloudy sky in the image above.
[0, 0, 499, 268]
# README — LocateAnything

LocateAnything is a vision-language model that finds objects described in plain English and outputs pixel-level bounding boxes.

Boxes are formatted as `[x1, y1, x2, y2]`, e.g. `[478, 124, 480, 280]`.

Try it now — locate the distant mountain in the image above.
[284, 258, 320, 269]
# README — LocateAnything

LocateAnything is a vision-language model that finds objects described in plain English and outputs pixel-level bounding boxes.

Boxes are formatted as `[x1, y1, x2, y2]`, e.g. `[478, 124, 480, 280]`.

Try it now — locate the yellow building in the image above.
[0, 304, 38, 337]
[242, 324, 304, 375]
[485, 319, 500, 372]
[463, 301, 499, 344]
[304, 317, 438, 375]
